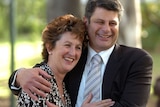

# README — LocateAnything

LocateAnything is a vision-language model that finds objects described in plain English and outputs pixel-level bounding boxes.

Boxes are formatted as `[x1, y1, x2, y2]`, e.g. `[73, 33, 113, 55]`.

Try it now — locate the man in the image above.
[9, 0, 153, 107]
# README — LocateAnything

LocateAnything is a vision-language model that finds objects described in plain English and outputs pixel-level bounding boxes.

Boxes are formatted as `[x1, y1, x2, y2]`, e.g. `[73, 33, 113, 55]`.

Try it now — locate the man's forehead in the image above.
[91, 8, 119, 21]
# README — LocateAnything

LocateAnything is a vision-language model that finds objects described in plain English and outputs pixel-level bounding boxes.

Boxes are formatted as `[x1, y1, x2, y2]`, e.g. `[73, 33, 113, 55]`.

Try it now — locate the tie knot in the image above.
[92, 54, 102, 64]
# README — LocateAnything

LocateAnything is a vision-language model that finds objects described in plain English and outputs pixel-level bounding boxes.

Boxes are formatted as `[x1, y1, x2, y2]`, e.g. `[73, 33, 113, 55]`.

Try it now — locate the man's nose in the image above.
[102, 23, 111, 32]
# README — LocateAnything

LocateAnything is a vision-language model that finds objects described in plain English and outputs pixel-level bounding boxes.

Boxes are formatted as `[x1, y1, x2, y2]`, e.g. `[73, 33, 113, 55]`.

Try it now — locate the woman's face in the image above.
[47, 32, 83, 74]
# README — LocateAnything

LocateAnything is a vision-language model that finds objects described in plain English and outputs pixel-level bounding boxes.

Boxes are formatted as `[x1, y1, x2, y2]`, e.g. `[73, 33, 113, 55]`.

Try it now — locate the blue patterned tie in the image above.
[84, 54, 102, 102]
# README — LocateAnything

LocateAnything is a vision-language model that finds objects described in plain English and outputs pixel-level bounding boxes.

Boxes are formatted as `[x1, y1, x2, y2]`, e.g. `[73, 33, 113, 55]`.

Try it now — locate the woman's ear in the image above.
[46, 43, 52, 54]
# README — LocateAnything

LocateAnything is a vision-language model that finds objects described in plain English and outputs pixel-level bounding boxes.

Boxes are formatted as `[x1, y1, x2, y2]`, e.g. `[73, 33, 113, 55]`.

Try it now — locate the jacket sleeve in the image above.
[8, 63, 42, 95]
[8, 70, 21, 95]
[113, 53, 153, 107]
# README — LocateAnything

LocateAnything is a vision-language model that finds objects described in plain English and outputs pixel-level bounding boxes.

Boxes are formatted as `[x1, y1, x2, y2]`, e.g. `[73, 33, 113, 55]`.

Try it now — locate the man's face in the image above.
[85, 7, 119, 52]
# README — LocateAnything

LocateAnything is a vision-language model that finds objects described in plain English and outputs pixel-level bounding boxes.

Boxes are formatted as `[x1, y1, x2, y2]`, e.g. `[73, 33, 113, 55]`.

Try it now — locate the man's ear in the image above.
[83, 16, 89, 26]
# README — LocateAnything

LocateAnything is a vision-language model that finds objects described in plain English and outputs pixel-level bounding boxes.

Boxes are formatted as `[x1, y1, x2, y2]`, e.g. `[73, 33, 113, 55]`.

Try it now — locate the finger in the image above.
[83, 93, 92, 103]
[34, 76, 51, 92]
[22, 76, 51, 95]
[99, 101, 115, 107]
[109, 101, 115, 106]
[22, 70, 51, 97]
[23, 78, 48, 98]
[38, 68, 52, 79]
[46, 101, 58, 107]
[81, 93, 93, 107]
[34, 68, 52, 90]
[30, 85, 46, 98]
[100, 99, 112, 103]
[23, 88, 38, 101]
[96, 99, 115, 107]
[23, 83, 48, 100]
[95, 99, 111, 105]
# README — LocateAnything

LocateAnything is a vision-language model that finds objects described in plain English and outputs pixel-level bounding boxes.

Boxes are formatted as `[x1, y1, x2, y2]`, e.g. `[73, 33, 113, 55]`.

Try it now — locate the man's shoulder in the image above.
[118, 44, 150, 55]
[114, 44, 152, 62]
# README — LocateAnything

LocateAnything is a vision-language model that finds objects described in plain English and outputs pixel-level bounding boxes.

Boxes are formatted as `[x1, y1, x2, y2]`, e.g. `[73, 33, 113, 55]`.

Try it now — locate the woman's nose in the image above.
[69, 47, 76, 56]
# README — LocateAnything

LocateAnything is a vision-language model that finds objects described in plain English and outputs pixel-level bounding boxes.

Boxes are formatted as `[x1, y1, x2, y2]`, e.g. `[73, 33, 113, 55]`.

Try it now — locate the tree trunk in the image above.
[46, 0, 81, 22]
[119, 0, 142, 48]
[46, 0, 142, 48]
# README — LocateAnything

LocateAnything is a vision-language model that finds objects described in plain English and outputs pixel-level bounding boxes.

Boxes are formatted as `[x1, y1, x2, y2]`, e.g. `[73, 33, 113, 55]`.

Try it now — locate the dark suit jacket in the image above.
[64, 44, 153, 107]
[8, 44, 153, 107]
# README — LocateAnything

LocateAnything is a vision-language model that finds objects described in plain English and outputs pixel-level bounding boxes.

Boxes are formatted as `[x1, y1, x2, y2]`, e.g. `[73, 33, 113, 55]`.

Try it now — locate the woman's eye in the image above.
[77, 46, 82, 50]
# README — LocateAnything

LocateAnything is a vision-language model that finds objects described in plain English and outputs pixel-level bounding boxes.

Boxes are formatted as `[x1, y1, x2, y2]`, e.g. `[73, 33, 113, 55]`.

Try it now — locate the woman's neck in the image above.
[47, 62, 66, 104]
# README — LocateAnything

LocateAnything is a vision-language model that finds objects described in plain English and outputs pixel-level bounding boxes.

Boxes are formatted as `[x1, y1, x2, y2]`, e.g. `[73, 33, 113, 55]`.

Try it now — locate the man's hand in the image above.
[46, 101, 58, 107]
[81, 93, 115, 107]
[16, 68, 52, 100]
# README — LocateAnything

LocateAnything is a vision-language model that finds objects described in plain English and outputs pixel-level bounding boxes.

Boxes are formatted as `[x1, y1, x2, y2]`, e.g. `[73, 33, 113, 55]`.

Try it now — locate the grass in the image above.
[0, 41, 42, 98]
[0, 41, 159, 106]
[151, 52, 160, 80]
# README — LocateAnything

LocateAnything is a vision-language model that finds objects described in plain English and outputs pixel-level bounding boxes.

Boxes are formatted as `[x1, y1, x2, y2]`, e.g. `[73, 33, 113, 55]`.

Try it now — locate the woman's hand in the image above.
[81, 93, 115, 107]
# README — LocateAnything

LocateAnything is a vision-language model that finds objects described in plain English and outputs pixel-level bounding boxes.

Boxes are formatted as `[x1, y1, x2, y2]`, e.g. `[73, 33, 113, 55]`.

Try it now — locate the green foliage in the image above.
[1, 0, 160, 51]
[141, 1, 160, 51]
[0, 0, 46, 42]
[16, 0, 46, 35]
[0, 1, 10, 41]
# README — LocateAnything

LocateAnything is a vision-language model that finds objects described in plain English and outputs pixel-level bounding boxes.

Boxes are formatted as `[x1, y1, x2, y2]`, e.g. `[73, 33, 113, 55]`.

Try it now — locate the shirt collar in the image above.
[86, 45, 115, 65]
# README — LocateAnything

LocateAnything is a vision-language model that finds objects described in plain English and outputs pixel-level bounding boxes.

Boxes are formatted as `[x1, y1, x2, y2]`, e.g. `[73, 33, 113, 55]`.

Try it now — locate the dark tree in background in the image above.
[46, 0, 142, 48]
[119, 0, 142, 48]
[47, 0, 82, 22]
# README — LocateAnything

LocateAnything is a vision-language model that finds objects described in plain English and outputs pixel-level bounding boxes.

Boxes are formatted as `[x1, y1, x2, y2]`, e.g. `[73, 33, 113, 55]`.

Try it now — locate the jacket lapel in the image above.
[65, 47, 88, 106]
[102, 44, 123, 99]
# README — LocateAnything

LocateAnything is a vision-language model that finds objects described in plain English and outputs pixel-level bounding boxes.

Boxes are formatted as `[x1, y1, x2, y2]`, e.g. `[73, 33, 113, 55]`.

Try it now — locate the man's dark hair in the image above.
[85, 0, 124, 21]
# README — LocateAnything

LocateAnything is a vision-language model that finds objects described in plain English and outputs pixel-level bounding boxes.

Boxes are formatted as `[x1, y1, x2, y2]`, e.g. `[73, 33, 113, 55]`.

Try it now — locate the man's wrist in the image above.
[15, 68, 25, 87]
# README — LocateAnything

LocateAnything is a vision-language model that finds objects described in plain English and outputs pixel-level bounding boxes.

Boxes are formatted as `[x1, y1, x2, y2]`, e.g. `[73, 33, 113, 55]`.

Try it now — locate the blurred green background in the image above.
[0, 0, 160, 107]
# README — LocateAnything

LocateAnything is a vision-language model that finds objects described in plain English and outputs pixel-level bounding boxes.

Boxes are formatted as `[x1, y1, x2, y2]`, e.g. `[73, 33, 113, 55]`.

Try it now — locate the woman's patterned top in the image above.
[17, 62, 72, 107]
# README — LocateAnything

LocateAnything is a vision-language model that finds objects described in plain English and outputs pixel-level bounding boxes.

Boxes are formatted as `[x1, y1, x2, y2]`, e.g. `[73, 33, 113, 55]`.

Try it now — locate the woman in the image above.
[17, 14, 87, 107]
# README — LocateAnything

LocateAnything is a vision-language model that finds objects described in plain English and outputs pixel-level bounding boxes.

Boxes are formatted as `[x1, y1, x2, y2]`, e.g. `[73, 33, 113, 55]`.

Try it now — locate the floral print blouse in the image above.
[17, 62, 72, 107]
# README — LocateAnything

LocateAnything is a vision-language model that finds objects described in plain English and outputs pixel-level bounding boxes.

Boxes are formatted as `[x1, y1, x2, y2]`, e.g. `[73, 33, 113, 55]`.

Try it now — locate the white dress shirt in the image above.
[75, 45, 114, 107]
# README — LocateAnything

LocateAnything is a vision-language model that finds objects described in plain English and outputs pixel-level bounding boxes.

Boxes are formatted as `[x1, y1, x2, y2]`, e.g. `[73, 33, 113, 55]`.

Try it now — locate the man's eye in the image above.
[65, 44, 71, 47]
[96, 21, 104, 24]
[110, 22, 117, 26]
